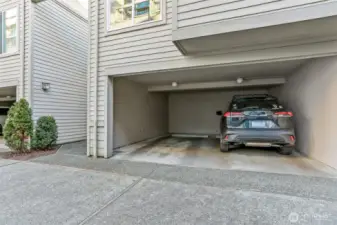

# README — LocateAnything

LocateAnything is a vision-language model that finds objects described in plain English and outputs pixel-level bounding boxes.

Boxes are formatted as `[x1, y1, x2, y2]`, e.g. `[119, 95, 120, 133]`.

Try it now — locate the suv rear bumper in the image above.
[223, 128, 295, 146]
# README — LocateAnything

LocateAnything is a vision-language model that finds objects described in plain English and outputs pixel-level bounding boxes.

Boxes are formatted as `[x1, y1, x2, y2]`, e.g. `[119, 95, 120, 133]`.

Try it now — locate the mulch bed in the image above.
[0, 146, 60, 161]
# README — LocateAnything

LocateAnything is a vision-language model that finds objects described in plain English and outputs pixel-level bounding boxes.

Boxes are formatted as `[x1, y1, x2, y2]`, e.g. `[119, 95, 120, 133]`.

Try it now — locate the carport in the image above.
[106, 57, 337, 172]
[0, 85, 16, 140]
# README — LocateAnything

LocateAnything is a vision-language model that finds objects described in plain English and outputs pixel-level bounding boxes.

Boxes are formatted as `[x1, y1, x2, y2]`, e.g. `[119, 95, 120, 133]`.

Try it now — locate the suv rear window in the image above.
[231, 99, 279, 110]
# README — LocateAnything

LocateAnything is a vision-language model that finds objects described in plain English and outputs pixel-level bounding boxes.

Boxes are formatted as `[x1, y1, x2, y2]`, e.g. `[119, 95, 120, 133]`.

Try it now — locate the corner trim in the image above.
[27, 2, 34, 106]
[172, 0, 337, 41]
[19, 0, 25, 99]
[93, 0, 100, 158]
[86, 0, 92, 157]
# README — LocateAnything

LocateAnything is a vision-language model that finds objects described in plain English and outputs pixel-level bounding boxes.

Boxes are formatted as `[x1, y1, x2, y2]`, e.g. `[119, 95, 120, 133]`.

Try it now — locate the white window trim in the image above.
[105, 0, 166, 36]
[0, 6, 19, 57]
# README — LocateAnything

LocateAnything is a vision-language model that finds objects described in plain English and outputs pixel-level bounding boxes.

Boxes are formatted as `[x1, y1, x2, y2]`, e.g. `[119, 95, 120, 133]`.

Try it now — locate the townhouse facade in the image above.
[87, 0, 337, 169]
[0, 0, 88, 143]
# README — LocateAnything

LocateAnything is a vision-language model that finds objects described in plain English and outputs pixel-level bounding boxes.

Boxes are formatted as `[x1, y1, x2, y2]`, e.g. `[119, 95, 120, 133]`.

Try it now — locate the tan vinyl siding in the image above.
[98, 0, 182, 68]
[88, 0, 334, 156]
[177, 0, 329, 28]
[32, 0, 88, 144]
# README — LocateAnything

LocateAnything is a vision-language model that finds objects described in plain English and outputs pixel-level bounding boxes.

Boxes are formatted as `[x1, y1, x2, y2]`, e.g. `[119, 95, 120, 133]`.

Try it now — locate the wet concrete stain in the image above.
[127, 136, 169, 157]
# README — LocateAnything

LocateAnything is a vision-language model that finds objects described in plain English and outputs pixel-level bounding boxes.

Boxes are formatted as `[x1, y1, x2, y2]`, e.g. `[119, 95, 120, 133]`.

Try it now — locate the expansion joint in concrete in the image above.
[79, 165, 159, 225]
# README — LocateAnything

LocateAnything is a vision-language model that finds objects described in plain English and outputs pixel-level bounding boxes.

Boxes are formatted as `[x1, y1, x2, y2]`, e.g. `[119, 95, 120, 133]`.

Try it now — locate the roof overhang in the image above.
[172, 1, 337, 55]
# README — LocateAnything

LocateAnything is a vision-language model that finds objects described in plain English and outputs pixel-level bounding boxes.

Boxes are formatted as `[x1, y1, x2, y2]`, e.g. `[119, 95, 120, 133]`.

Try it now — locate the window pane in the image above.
[110, 0, 133, 29]
[134, 0, 161, 25]
[5, 37, 16, 53]
[4, 8, 17, 53]
[109, 0, 161, 29]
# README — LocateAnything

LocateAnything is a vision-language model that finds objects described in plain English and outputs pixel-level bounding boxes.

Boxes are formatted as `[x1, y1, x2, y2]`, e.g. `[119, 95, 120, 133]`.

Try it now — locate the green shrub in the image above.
[4, 99, 33, 152]
[32, 116, 58, 150]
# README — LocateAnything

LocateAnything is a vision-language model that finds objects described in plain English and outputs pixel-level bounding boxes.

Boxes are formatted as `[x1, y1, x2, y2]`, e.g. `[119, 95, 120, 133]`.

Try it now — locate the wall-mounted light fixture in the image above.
[42, 82, 51, 92]
[172, 82, 178, 87]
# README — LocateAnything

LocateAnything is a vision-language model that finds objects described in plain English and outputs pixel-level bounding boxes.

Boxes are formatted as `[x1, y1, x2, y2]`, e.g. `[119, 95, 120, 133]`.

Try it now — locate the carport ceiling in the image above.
[126, 59, 307, 85]
[0, 86, 16, 98]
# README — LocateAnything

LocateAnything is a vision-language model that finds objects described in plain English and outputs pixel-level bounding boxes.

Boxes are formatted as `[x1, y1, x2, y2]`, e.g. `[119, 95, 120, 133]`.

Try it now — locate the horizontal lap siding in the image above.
[0, 0, 21, 89]
[177, 0, 329, 28]
[33, 0, 88, 144]
[98, 0, 182, 68]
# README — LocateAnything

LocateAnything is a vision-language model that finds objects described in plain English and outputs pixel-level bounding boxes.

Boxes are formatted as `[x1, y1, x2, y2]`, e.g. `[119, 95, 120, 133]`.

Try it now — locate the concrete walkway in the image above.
[0, 151, 336, 225]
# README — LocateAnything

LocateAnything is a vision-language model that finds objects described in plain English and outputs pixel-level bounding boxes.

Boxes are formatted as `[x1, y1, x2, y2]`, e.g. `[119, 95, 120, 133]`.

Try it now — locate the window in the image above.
[0, 7, 18, 54]
[108, 0, 162, 30]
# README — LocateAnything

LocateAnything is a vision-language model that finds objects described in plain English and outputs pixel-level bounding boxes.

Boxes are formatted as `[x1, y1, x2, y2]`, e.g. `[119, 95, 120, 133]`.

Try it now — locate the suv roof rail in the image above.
[232, 94, 276, 101]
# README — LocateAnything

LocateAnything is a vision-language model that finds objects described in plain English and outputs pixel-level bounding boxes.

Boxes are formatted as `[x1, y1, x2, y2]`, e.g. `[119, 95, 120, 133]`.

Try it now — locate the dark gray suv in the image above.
[216, 94, 295, 155]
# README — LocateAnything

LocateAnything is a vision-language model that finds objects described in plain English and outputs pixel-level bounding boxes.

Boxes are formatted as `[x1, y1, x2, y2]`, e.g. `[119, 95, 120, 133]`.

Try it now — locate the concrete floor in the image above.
[113, 137, 337, 177]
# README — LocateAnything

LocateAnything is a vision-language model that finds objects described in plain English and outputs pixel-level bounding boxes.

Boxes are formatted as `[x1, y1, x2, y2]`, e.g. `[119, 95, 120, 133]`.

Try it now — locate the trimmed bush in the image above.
[32, 116, 58, 150]
[4, 99, 33, 152]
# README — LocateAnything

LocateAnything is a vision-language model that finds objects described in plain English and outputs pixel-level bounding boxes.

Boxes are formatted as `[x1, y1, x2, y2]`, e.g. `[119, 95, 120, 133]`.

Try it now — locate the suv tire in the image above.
[278, 146, 294, 155]
[220, 140, 230, 152]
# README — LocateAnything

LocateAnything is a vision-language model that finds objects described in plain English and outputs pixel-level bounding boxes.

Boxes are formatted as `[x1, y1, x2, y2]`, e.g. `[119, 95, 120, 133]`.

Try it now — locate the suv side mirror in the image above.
[216, 111, 223, 116]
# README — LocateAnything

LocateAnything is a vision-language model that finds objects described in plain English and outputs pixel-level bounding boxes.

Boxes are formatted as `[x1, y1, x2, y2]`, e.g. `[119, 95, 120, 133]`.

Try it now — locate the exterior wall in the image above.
[169, 89, 268, 135]
[114, 78, 168, 148]
[176, 0, 328, 29]
[88, 0, 337, 157]
[269, 57, 337, 169]
[31, 0, 88, 143]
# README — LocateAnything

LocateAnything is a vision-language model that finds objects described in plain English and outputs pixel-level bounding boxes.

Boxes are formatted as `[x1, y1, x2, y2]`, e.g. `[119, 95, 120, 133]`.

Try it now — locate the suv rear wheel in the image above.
[220, 140, 230, 152]
[278, 146, 294, 155]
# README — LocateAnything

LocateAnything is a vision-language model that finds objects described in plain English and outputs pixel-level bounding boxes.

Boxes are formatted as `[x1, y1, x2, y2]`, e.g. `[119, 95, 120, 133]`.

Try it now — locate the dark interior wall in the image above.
[113, 78, 168, 148]
[269, 57, 337, 169]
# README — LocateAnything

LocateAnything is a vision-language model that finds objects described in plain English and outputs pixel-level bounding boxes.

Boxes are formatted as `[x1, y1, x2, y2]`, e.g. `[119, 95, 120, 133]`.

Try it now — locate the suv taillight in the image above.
[224, 112, 244, 117]
[274, 111, 293, 117]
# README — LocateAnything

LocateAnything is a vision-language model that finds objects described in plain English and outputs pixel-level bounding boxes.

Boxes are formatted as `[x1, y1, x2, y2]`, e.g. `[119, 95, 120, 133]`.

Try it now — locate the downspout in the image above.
[19, 0, 25, 99]
[27, 2, 34, 106]
[86, 0, 91, 157]
[93, 0, 99, 157]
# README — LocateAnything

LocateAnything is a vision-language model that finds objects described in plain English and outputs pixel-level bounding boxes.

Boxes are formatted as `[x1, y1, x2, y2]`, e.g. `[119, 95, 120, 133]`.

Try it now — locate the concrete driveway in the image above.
[1, 154, 337, 225]
[113, 137, 337, 177]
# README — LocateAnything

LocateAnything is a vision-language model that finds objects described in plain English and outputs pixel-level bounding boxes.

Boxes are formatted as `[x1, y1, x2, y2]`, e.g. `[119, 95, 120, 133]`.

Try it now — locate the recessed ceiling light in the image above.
[236, 77, 244, 84]
[172, 82, 178, 87]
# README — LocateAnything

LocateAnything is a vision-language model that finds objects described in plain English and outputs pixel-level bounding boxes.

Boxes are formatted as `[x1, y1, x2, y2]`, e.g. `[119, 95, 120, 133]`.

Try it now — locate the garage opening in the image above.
[111, 57, 337, 174]
[0, 86, 16, 147]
